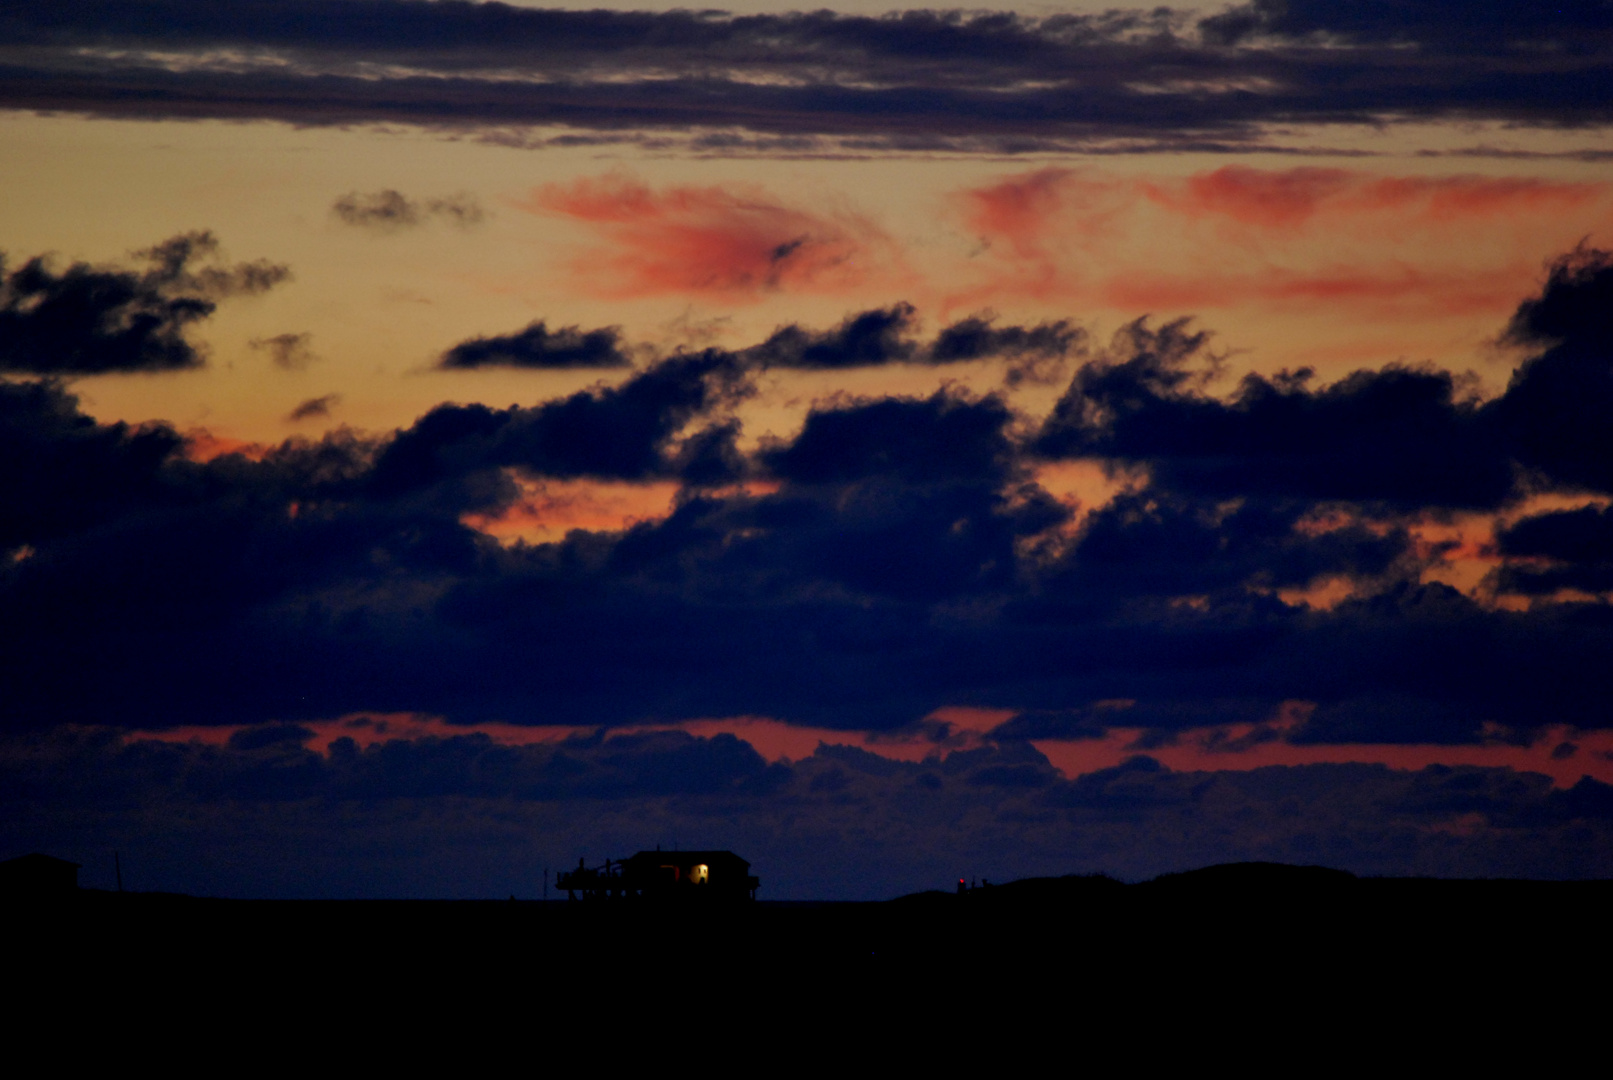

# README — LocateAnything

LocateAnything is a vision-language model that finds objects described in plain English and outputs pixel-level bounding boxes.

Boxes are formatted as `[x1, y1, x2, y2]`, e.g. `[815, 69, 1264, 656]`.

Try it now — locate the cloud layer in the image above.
[0, 232, 288, 374]
[8, 722, 1612, 898]
[6, 243, 1613, 750]
[4, 2, 1611, 152]
[7, 225, 1613, 892]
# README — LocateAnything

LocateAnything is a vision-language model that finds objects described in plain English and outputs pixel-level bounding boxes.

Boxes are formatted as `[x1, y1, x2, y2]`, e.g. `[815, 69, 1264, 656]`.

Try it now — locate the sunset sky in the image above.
[6, 0, 1613, 899]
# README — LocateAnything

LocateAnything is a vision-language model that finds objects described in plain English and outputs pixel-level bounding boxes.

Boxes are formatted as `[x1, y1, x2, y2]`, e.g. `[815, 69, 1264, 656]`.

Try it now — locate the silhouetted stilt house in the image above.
[557, 850, 758, 900]
[0, 853, 80, 899]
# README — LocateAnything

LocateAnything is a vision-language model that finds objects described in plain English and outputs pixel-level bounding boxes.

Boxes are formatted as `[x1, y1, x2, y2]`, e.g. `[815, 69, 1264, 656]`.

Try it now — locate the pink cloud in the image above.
[1098, 262, 1538, 317]
[959, 167, 1076, 260]
[1147, 166, 1605, 229]
[947, 165, 1613, 321]
[524, 173, 892, 302]
[1162, 166, 1358, 228]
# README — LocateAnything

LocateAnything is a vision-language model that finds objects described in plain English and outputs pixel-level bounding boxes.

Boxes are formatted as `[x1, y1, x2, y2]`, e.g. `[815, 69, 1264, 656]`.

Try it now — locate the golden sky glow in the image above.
[7, 110, 1612, 449]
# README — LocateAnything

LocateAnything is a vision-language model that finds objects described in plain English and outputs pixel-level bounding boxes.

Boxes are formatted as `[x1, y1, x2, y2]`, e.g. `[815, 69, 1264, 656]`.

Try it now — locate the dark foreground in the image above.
[12, 863, 1610, 1027]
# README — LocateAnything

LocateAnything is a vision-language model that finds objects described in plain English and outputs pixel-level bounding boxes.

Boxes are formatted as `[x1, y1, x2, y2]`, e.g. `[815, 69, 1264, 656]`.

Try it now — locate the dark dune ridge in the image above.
[11, 862, 1606, 1044]
[16, 862, 1608, 995]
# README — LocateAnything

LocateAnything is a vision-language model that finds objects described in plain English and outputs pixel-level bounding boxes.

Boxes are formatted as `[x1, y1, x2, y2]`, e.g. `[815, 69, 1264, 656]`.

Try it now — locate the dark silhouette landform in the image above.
[10, 855, 1608, 1026]
[10, 859, 1609, 959]
[14, 857, 1598, 1041]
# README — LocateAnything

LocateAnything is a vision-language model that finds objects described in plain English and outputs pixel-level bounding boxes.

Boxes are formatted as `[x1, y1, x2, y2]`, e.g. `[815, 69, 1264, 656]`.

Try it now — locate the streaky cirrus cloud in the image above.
[2, 2, 1611, 153]
[503, 166, 1613, 336]
[948, 166, 1613, 319]
[0, 231, 289, 374]
[524, 173, 894, 301]
[960, 168, 1079, 264]
[1095, 265, 1539, 319]
[968, 167, 1613, 243]
[1145, 167, 1607, 230]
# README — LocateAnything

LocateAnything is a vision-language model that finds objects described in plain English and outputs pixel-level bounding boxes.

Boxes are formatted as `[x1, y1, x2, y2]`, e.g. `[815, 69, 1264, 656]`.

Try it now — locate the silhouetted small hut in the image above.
[556, 850, 758, 901]
[0, 853, 80, 898]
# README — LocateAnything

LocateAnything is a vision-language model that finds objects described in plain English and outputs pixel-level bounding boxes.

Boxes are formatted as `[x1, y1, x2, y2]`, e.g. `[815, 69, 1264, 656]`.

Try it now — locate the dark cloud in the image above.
[369, 349, 747, 501]
[1023, 245, 1613, 541]
[0, 723, 779, 811]
[439, 321, 631, 370]
[12, 724, 1612, 898]
[989, 702, 1213, 742]
[991, 708, 1110, 742]
[6, 247, 1613, 747]
[323, 728, 781, 801]
[0, 350, 1602, 740]
[1045, 490, 1409, 606]
[1505, 247, 1613, 350]
[332, 190, 485, 230]
[930, 314, 1084, 364]
[137, 231, 289, 300]
[1552, 775, 1613, 820]
[1499, 505, 1613, 564]
[0, 231, 289, 374]
[228, 723, 316, 752]
[287, 394, 340, 422]
[1496, 505, 1613, 595]
[764, 389, 1016, 486]
[0, 378, 186, 550]
[333, 190, 416, 229]
[422, 194, 484, 228]
[1044, 754, 1201, 809]
[1, 3, 1608, 152]
[749, 306, 1084, 371]
[252, 332, 317, 371]
[946, 739, 1061, 788]
[1495, 248, 1613, 495]
[668, 419, 746, 488]
[1201, 0, 1613, 49]
[751, 305, 917, 370]
[1037, 319, 1512, 511]
[737, 391, 1065, 603]
[425, 303, 1085, 405]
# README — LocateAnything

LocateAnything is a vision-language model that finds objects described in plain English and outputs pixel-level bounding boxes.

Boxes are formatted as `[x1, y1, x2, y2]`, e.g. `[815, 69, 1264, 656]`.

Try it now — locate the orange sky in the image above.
[5, 111, 1610, 453]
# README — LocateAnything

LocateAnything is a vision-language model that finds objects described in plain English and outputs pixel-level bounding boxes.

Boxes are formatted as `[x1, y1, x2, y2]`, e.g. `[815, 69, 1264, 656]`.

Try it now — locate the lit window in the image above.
[691, 863, 709, 884]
